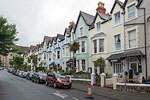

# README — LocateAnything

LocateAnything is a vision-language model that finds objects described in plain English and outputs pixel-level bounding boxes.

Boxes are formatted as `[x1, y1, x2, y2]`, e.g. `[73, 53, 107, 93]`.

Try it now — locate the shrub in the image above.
[45, 69, 51, 73]
[76, 71, 84, 75]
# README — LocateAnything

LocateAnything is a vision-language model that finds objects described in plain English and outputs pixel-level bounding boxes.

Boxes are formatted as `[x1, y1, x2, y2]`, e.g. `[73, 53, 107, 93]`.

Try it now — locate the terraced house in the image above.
[24, 0, 150, 81]
[89, 1, 124, 77]
[74, 11, 94, 72]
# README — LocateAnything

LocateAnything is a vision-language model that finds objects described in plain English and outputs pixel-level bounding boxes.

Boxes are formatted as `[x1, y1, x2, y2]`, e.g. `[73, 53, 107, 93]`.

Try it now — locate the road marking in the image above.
[72, 97, 79, 100]
[53, 91, 68, 99]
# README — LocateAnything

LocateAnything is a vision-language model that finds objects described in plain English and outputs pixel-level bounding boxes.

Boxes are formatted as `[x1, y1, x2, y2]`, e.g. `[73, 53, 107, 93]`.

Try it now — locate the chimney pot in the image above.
[96, 1, 106, 15]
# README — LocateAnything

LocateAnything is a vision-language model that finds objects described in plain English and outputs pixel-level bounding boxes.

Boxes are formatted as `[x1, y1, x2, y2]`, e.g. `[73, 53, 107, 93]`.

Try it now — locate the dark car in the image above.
[46, 73, 72, 88]
[32, 72, 47, 83]
[26, 72, 34, 80]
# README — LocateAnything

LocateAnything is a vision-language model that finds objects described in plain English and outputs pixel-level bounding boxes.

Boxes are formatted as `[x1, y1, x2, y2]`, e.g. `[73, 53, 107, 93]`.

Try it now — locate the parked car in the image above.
[0, 67, 4, 70]
[12, 69, 16, 75]
[46, 72, 72, 88]
[26, 72, 34, 80]
[32, 72, 47, 83]
[18, 71, 24, 77]
[21, 72, 28, 78]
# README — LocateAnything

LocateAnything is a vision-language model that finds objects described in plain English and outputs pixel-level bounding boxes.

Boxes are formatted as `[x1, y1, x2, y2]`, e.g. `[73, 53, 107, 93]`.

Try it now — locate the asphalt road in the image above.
[0, 70, 114, 100]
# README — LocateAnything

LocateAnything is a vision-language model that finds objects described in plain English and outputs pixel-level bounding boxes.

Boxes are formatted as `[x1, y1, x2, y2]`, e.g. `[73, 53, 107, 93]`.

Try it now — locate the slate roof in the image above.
[74, 11, 94, 32]
[92, 12, 111, 25]
[44, 36, 53, 45]
[80, 11, 95, 26]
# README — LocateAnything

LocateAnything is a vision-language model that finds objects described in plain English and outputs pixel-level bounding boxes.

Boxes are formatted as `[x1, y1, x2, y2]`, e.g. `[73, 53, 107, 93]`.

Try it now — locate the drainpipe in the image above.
[138, 8, 147, 79]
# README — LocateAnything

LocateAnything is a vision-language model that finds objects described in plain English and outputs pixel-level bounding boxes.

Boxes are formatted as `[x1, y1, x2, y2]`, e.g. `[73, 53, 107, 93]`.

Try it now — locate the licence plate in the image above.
[64, 83, 69, 85]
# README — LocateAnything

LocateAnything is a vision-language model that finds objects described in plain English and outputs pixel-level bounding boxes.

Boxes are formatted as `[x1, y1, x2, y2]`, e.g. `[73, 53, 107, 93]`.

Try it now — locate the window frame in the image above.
[114, 34, 121, 51]
[81, 41, 85, 53]
[128, 4, 136, 20]
[128, 29, 136, 48]
[96, 21, 101, 33]
[114, 11, 121, 25]
[79, 26, 84, 37]
[93, 40, 97, 54]
[99, 39, 104, 53]
[81, 59, 86, 71]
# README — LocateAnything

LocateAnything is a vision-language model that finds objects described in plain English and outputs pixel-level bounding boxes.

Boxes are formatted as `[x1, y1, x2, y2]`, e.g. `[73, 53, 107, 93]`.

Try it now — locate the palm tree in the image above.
[30, 55, 38, 72]
[69, 41, 80, 76]
[94, 57, 105, 75]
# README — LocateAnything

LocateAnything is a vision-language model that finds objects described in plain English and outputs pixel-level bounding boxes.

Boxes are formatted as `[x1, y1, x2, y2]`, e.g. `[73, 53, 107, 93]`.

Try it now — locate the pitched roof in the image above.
[44, 36, 53, 45]
[57, 34, 64, 41]
[74, 11, 94, 32]
[110, 0, 124, 14]
[80, 11, 95, 26]
[124, 0, 143, 8]
[64, 28, 70, 36]
[92, 12, 111, 24]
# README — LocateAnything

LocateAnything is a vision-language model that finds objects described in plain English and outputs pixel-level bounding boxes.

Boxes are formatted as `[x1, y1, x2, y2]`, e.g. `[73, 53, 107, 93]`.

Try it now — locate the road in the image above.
[0, 70, 114, 100]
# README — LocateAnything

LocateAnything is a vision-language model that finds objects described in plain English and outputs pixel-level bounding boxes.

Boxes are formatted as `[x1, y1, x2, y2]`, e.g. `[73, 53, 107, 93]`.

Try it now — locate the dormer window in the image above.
[128, 4, 136, 19]
[80, 27, 83, 37]
[114, 12, 120, 25]
[96, 21, 101, 33]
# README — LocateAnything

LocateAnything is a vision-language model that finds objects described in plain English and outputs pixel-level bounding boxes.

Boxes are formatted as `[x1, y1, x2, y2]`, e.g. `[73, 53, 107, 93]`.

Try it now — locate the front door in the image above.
[130, 62, 138, 73]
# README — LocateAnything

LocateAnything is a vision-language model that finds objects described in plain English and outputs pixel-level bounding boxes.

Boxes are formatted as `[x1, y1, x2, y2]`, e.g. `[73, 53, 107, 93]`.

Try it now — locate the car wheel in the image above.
[53, 82, 57, 88]
[46, 81, 48, 86]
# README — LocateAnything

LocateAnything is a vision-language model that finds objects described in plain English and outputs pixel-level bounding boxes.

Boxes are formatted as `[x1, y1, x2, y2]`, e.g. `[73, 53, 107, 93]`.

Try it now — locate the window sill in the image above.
[126, 17, 137, 22]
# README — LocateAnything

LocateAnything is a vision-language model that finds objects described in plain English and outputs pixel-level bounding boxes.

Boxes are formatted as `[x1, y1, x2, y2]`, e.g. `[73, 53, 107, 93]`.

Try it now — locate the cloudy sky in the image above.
[0, 0, 124, 47]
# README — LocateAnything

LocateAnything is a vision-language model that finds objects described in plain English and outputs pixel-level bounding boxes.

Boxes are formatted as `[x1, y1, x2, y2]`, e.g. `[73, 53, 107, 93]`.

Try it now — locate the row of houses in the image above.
[24, 0, 150, 79]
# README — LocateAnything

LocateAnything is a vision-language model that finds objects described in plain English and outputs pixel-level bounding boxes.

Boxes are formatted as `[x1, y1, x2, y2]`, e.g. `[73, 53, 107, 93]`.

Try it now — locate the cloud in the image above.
[0, 0, 125, 46]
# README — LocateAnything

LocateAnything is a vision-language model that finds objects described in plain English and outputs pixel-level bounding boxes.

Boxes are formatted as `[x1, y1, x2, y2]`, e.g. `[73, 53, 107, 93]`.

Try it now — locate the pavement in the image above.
[72, 82, 150, 100]
[0, 69, 114, 100]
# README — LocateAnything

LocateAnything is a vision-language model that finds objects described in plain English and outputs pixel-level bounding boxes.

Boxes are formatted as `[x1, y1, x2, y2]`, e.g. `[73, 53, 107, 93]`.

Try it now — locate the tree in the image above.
[0, 16, 18, 56]
[9, 59, 15, 67]
[30, 55, 37, 72]
[69, 41, 80, 76]
[94, 57, 105, 74]
[13, 56, 24, 70]
[22, 63, 28, 72]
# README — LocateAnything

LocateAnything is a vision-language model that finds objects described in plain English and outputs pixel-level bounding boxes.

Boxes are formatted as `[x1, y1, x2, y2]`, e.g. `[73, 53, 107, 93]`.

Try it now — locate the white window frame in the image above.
[128, 29, 136, 48]
[93, 40, 97, 54]
[81, 41, 85, 53]
[79, 26, 84, 37]
[128, 4, 136, 20]
[125, 1, 138, 21]
[96, 21, 101, 33]
[114, 34, 121, 51]
[113, 63, 123, 74]
[99, 39, 104, 53]
[114, 11, 121, 25]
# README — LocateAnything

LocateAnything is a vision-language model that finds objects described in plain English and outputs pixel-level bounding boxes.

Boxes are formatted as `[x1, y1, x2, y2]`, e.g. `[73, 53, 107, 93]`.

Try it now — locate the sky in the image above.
[0, 0, 124, 47]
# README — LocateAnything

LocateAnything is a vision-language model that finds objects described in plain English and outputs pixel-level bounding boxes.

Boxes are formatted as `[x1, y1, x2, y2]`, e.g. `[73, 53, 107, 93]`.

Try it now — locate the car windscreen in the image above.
[55, 74, 67, 78]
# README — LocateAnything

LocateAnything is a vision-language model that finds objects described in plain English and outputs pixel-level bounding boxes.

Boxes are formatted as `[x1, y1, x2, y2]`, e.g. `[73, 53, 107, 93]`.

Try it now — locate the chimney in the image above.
[68, 21, 75, 30]
[96, 2, 106, 15]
